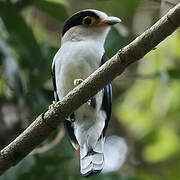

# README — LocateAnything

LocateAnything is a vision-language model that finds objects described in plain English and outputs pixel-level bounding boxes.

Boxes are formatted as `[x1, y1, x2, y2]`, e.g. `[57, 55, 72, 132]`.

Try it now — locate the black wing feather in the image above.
[52, 63, 78, 147]
[101, 53, 112, 136]
[52, 65, 59, 102]
[64, 119, 78, 146]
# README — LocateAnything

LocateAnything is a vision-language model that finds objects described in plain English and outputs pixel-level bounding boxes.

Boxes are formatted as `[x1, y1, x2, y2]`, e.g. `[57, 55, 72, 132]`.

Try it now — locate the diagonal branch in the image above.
[0, 3, 180, 175]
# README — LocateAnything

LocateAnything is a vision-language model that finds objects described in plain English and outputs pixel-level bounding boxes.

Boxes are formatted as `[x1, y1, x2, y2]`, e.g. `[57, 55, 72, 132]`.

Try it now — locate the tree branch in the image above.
[0, 3, 180, 175]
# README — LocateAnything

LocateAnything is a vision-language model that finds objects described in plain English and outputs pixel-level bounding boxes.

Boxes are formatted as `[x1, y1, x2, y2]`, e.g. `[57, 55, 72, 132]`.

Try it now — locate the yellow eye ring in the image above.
[82, 16, 96, 25]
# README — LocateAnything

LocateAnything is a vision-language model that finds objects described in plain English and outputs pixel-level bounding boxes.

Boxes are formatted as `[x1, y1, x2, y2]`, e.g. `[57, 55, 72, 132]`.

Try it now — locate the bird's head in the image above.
[61, 9, 121, 44]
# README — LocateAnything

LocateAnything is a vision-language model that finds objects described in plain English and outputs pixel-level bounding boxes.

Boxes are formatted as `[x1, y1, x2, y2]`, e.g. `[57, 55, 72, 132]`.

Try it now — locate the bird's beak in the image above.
[102, 16, 122, 25]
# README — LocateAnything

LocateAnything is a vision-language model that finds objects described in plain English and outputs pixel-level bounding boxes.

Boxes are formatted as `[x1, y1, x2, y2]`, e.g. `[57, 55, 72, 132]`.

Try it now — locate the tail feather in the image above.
[80, 155, 93, 168]
[80, 143, 88, 159]
[92, 153, 103, 165]
[93, 138, 104, 153]
[80, 138, 104, 177]
[93, 161, 104, 171]
[81, 162, 93, 176]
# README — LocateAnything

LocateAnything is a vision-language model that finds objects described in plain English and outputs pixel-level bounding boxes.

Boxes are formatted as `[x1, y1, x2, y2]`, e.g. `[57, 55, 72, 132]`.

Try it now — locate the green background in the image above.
[0, 0, 180, 179]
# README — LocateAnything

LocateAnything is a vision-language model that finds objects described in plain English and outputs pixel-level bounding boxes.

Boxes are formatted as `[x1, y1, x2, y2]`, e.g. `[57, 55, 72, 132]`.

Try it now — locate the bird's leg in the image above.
[74, 78, 84, 86]
[48, 100, 57, 110]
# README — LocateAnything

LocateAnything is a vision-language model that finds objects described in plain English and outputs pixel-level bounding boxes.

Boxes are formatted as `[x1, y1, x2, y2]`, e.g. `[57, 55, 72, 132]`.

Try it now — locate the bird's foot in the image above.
[87, 97, 96, 107]
[87, 99, 92, 106]
[66, 113, 75, 122]
[49, 100, 57, 110]
[74, 78, 83, 86]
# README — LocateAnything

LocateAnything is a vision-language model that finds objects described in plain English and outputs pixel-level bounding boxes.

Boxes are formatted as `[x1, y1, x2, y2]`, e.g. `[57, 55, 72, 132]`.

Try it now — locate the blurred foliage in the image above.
[0, 0, 180, 180]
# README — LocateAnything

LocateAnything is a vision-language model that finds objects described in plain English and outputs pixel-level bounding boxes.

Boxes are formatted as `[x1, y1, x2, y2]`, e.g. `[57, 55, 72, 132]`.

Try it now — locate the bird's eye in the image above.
[82, 16, 95, 25]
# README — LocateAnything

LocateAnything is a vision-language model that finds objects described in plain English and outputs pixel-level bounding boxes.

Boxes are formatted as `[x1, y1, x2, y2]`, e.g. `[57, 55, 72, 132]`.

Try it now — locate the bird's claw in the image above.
[74, 78, 83, 86]
[49, 101, 57, 110]
[66, 113, 75, 122]
[87, 99, 92, 106]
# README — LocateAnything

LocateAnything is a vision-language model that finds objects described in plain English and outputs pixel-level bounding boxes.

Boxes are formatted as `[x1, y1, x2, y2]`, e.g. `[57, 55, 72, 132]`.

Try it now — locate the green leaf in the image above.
[105, 25, 135, 57]
[165, 68, 180, 80]
[0, 37, 26, 95]
[0, 1, 43, 70]
[30, 0, 69, 21]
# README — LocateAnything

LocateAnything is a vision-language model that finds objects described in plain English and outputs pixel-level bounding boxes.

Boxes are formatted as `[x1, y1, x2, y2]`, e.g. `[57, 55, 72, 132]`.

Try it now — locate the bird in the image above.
[51, 9, 121, 177]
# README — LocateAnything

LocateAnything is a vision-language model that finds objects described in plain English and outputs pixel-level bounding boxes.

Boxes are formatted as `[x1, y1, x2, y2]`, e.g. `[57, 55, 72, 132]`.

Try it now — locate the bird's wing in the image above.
[100, 53, 112, 136]
[64, 119, 79, 150]
[52, 57, 79, 149]
[51, 64, 59, 102]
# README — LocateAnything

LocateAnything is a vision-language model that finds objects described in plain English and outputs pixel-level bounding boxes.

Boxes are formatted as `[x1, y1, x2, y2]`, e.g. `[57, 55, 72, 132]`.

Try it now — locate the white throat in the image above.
[61, 26, 110, 46]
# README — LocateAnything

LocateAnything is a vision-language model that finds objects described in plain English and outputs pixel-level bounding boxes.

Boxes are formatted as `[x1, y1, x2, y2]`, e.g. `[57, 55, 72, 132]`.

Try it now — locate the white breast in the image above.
[52, 39, 106, 147]
[53, 40, 104, 99]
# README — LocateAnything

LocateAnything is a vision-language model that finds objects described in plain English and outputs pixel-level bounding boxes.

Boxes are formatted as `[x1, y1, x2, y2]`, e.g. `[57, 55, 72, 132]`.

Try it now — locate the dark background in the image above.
[0, 0, 180, 179]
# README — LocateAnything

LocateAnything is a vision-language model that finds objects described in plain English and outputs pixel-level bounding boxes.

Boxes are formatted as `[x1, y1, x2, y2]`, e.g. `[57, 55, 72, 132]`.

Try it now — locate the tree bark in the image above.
[0, 2, 180, 176]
